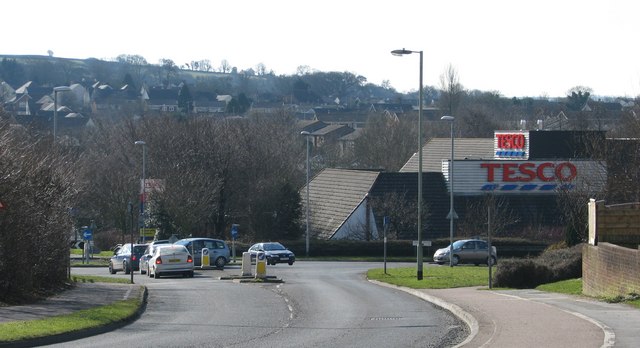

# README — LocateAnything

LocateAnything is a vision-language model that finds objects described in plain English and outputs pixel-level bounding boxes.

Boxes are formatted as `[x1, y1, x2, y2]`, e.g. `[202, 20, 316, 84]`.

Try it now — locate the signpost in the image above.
[383, 216, 389, 274]
[231, 224, 239, 263]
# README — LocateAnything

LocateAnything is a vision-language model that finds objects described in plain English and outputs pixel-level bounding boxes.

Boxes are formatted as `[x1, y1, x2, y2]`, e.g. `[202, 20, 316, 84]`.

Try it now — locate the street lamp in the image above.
[300, 131, 311, 257]
[53, 86, 71, 142]
[135, 140, 146, 244]
[127, 201, 134, 284]
[441, 115, 457, 266]
[392, 48, 424, 280]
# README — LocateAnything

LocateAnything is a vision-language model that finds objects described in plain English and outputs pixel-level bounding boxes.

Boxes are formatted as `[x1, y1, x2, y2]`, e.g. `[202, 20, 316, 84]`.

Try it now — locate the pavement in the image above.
[1, 279, 640, 348]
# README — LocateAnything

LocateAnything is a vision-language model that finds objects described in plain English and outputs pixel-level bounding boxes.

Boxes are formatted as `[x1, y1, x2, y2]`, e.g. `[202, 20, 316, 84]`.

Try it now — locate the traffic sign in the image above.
[231, 224, 239, 240]
[83, 228, 93, 240]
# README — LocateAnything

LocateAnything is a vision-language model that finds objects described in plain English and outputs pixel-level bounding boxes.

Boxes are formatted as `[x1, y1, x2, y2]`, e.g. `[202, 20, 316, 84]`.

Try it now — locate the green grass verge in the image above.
[70, 275, 132, 284]
[70, 249, 113, 257]
[367, 265, 492, 289]
[535, 278, 582, 295]
[0, 276, 140, 343]
[0, 297, 140, 343]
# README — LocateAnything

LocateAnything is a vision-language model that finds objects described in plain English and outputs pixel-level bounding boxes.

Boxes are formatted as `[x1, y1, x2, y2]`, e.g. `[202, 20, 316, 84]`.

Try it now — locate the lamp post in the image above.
[127, 201, 134, 284]
[300, 131, 311, 257]
[53, 86, 71, 142]
[135, 140, 146, 244]
[392, 48, 424, 280]
[441, 115, 456, 266]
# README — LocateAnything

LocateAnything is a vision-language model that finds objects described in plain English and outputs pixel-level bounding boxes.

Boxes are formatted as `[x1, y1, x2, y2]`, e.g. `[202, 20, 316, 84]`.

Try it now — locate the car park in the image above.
[109, 243, 148, 274]
[174, 238, 230, 269]
[148, 245, 194, 278]
[248, 242, 295, 265]
[433, 239, 497, 266]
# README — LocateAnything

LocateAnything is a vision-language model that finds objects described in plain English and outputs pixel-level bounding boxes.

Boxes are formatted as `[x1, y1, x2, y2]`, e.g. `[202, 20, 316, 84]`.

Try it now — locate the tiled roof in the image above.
[303, 168, 381, 240]
[400, 138, 494, 172]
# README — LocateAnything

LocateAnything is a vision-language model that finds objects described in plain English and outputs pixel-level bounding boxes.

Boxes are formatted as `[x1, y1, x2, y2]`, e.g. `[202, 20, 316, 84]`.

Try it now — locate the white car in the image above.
[148, 245, 194, 278]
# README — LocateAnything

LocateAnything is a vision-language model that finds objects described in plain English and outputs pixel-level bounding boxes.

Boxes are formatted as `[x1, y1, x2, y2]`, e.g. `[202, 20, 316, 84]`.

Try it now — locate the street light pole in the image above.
[53, 86, 71, 142]
[392, 48, 424, 280]
[127, 201, 134, 284]
[441, 115, 456, 266]
[300, 131, 311, 257]
[135, 140, 146, 244]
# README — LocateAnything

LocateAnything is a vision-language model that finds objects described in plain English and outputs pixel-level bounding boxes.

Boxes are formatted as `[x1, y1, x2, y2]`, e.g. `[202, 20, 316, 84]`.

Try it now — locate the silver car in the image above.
[433, 239, 497, 266]
[174, 238, 230, 269]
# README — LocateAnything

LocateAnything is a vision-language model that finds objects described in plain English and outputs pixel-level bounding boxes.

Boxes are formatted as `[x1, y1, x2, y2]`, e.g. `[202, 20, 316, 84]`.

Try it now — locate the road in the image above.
[59, 262, 466, 347]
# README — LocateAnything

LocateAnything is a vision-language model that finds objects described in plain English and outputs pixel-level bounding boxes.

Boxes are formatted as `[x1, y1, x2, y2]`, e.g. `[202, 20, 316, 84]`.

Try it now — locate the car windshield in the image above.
[263, 243, 286, 251]
[451, 240, 466, 249]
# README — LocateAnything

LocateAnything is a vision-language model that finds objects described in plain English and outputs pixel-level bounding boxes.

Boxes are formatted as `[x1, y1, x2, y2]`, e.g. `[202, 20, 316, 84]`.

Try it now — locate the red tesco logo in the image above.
[496, 133, 526, 149]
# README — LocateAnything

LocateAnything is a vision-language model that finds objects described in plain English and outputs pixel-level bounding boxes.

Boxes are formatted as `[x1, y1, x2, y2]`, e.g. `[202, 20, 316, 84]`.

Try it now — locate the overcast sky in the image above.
[3, 0, 639, 98]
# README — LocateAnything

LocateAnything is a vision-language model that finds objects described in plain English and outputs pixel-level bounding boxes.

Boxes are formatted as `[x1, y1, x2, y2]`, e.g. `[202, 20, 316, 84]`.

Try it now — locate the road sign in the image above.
[83, 228, 93, 240]
[231, 224, 239, 240]
[412, 240, 432, 247]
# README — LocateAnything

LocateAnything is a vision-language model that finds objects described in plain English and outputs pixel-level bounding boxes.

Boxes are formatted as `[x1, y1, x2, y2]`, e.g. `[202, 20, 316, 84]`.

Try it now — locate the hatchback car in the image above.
[109, 243, 148, 274]
[433, 239, 497, 266]
[248, 242, 295, 265]
[148, 245, 194, 278]
[174, 238, 230, 269]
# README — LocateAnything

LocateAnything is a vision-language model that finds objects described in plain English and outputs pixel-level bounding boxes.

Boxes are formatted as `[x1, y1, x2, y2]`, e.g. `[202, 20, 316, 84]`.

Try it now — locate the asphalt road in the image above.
[58, 262, 466, 347]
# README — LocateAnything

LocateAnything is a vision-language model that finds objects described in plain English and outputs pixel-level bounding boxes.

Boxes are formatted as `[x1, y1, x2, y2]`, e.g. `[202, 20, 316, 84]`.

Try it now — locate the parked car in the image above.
[248, 242, 295, 265]
[140, 242, 168, 275]
[433, 239, 497, 266]
[174, 238, 230, 269]
[148, 245, 194, 279]
[109, 243, 148, 274]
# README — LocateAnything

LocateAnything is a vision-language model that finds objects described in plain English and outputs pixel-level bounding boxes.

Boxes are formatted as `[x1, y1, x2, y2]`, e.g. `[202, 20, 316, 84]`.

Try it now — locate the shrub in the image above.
[493, 244, 583, 288]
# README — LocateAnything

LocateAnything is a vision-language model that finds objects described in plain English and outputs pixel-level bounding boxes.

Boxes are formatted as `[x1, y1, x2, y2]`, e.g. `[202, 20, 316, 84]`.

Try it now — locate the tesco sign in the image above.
[481, 162, 577, 182]
[444, 160, 606, 195]
[494, 131, 529, 159]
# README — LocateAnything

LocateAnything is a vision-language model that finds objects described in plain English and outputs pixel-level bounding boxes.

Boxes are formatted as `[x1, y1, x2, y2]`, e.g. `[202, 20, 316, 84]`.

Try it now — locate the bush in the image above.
[493, 244, 583, 288]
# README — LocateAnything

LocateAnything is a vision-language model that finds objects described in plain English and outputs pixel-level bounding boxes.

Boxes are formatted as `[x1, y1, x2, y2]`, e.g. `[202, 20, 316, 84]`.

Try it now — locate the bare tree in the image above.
[219, 59, 231, 73]
[439, 64, 465, 116]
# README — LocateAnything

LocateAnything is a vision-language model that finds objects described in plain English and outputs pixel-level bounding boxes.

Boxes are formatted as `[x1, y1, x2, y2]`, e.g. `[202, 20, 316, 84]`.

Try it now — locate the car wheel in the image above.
[214, 257, 226, 270]
[124, 261, 130, 274]
[109, 263, 116, 274]
[488, 256, 497, 266]
[189, 271, 194, 278]
[154, 271, 160, 279]
[451, 255, 460, 266]
[288, 261, 294, 266]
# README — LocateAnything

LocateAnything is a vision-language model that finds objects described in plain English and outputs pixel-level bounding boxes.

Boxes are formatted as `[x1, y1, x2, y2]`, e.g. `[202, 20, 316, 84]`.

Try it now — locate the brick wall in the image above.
[585, 199, 640, 297]
[583, 242, 640, 297]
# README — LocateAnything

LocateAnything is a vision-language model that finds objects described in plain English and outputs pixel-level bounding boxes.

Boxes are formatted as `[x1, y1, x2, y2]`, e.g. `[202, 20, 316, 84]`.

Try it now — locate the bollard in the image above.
[201, 248, 210, 269]
[255, 251, 267, 279]
[241, 252, 253, 276]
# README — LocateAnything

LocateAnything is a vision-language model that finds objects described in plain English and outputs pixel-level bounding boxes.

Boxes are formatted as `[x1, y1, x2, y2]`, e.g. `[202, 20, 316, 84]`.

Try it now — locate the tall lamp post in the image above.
[300, 131, 311, 257]
[391, 48, 424, 280]
[127, 201, 134, 284]
[53, 86, 71, 142]
[441, 116, 457, 266]
[135, 140, 146, 244]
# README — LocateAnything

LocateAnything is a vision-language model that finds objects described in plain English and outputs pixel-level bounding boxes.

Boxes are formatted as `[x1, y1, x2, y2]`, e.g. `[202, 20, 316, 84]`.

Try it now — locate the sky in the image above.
[3, 0, 640, 98]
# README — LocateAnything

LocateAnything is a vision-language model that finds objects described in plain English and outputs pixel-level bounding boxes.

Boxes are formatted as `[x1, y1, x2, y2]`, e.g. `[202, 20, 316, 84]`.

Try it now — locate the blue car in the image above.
[109, 243, 148, 274]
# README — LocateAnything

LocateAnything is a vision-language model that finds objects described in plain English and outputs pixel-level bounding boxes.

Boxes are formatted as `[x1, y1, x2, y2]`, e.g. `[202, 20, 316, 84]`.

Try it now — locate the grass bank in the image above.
[0, 275, 144, 344]
[367, 265, 492, 289]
